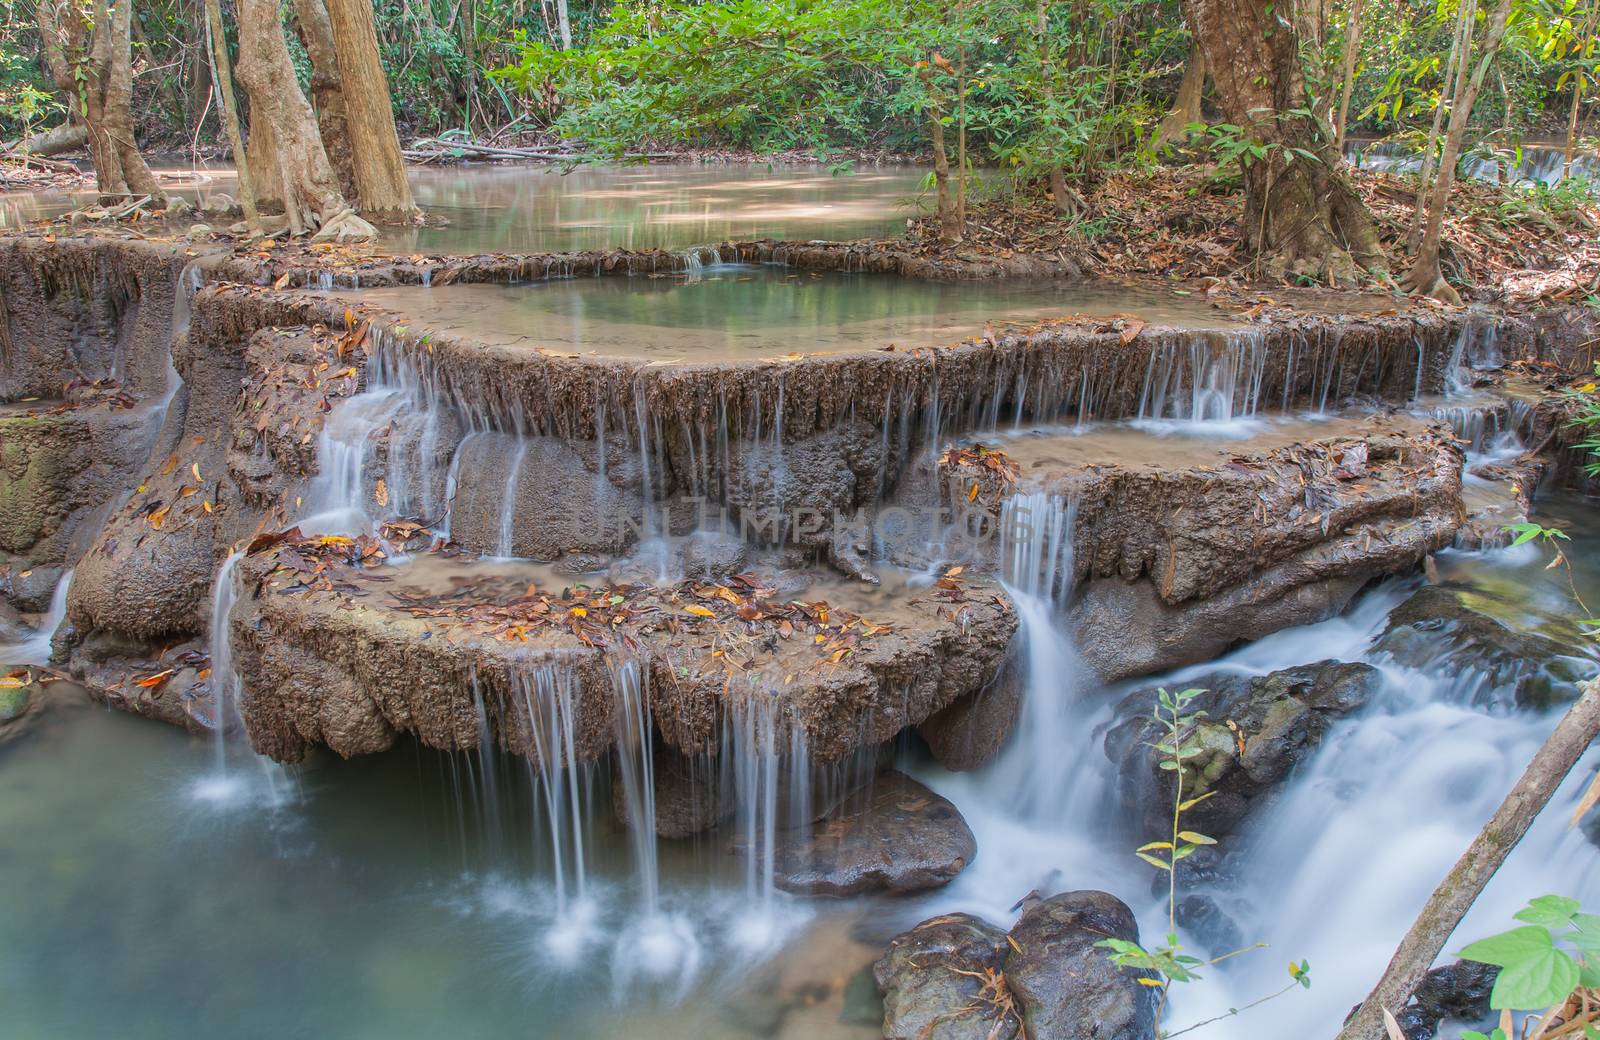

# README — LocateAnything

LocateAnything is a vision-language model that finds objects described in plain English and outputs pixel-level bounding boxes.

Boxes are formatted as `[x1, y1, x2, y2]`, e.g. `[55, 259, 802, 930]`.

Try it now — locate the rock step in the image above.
[227, 543, 1016, 766]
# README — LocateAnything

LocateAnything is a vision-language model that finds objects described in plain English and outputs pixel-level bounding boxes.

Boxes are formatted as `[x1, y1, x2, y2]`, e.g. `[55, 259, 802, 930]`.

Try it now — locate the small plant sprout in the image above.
[1097, 686, 1310, 1037]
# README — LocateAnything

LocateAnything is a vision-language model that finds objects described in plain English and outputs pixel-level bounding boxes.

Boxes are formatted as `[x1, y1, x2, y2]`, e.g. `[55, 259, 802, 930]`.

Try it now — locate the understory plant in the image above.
[1096, 686, 1311, 1036]
[1458, 895, 1600, 1039]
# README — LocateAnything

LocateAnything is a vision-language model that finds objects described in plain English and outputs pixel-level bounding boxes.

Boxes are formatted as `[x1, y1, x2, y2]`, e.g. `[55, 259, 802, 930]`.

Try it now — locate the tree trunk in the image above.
[1334, 677, 1600, 1040]
[36, 0, 165, 202]
[1404, 0, 1516, 304]
[247, 115, 285, 214]
[1181, 0, 1386, 284]
[1406, 0, 1473, 254]
[12, 123, 88, 156]
[1334, 0, 1366, 152]
[324, 0, 418, 221]
[1156, 43, 1208, 147]
[291, 0, 357, 200]
[234, 0, 349, 234]
[928, 109, 960, 243]
[1035, 0, 1083, 214]
[204, 0, 257, 228]
[556, 0, 572, 49]
[1562, 6, 1597, 178]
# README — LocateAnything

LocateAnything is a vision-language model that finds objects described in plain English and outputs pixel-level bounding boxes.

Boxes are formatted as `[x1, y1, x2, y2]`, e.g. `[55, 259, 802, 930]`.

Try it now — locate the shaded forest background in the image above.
[1, 0, 1594, 162]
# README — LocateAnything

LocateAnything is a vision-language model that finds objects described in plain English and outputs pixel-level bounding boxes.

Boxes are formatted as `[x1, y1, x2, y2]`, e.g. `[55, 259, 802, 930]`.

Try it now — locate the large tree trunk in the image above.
[234, 0, 349, 234]
[247, 115, 285, 214]
[1156, 43, 1208, 147]
[36, 0, 165, 202]
[1404, 0, 1516, 304]
[204, 0, 257, 228]
[1180, 0, 1386, 284]
[1334, 677, 1600, 1040]
[324, 0, 418, 221]
[291, 0, 357, 201]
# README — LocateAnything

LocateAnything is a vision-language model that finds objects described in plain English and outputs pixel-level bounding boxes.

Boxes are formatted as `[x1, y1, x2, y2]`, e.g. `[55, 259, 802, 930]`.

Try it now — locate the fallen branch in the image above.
[1334, 676, 1600, 1040]
[402, 138, 675, 163]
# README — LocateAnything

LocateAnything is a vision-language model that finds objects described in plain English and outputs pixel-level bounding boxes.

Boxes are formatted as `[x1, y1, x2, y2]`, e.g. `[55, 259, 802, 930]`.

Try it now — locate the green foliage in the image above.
[496, 0, 1187, 172]
[1458, 894, 1600, 1035]
[0, 0, 57, 140]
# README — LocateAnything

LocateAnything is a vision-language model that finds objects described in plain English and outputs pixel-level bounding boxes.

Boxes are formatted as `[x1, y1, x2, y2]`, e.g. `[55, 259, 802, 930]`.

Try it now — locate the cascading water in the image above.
[986, 490, 1097, 819]
[608, 658, 703, 999]
[1136, 331, 1267, 431]
[923, 542, 1600, 1038]
[511, 659, 600, 959]
[0, 569, 73, 666]
[722, 691, 812, 951]
[195, 549, 291, 807]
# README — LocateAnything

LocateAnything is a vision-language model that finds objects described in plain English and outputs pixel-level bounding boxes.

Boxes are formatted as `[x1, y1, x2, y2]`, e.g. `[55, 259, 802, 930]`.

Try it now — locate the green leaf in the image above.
[1176, 831, 1217, 845]
[1515, 895, 1580, 928]
[1460, 924, 1555, 968]
[1489, 946, 1578, 1010]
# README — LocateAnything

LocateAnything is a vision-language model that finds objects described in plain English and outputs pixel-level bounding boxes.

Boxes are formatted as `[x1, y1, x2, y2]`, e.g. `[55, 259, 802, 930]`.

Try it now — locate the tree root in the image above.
[310, 206, 378, 242]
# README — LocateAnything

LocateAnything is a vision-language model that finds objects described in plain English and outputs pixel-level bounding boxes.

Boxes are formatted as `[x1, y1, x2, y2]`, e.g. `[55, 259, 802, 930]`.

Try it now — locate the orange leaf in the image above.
[684, 605, 716, 618]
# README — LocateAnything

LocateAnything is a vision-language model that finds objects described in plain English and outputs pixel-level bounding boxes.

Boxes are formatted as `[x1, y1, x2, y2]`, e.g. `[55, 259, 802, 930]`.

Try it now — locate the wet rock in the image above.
[199, 192, 235, 215]
[773, 772, 975, 896]
[917, 661, 1022, 771]
[679, 531, 749, 581]
[1105, 660, 1382, 838]
[0, 600, 30, 643]
[611, 742, 730, 839]
[1004, 890, 1157, 1040]
[67, 465, 222, 642]
[1373, 584, 1598, 710]
[0, 407, 154, 568]
[0, 562, 67, 614]
[1174, 894, 1243, 960]
[184, 223, 213, 240]
[874, 912, 1018, 1040]
[1388, 960, 1499, 1040]
[232, 545, 1016, 765]
[0, 668, 39, 721]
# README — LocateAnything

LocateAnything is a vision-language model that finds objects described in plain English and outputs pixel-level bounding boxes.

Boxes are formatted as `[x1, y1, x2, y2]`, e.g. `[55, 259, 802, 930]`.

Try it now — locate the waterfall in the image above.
[494, 440, 529, 558]
[205, 549, 244, 779]
[1136, 331, 1266, 429]
[722, 691, 811, 951]
[194, 549, 290, 807]
[0, 569, 73, 666]
[608, 658, 704, 1000]
[512, 659, 599, 960]
[987, 491, 1097, 819]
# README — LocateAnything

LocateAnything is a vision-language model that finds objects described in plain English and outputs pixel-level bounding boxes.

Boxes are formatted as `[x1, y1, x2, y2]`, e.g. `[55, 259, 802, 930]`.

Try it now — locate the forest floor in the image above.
[900, 164, 1600, 305]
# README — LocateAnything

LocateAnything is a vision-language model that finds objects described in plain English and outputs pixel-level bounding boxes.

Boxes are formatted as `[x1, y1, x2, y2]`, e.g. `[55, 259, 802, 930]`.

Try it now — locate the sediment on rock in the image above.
[963, 415, 1467, 680]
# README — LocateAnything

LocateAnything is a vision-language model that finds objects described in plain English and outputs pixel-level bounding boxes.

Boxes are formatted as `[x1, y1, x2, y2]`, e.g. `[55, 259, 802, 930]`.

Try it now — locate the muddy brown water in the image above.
[1, 163, 930, 254]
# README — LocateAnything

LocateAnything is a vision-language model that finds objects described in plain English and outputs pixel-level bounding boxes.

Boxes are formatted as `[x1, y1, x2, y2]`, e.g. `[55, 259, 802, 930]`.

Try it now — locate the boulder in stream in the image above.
[1105, 659, 1382, 839]
[874, 912, 1018, 1040]
[1004, 890, 1158, 1040]
[773, 772, 975, 896]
